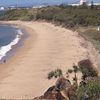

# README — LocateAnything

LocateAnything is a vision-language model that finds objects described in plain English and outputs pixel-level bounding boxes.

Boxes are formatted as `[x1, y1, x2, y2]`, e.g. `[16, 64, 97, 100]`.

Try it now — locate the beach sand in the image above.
[0, 21, 99, 99]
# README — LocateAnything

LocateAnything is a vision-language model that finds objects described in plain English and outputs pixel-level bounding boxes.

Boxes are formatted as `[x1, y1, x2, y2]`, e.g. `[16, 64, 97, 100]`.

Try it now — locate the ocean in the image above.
[0, 25, 25, 62]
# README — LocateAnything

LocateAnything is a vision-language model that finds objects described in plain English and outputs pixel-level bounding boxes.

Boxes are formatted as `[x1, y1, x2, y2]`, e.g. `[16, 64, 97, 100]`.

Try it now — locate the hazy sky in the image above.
[0, 0, 99, 6]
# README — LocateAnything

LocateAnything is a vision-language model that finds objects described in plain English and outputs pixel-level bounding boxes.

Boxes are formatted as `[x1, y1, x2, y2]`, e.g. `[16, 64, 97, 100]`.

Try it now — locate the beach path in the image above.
[0, 21, 98, 99]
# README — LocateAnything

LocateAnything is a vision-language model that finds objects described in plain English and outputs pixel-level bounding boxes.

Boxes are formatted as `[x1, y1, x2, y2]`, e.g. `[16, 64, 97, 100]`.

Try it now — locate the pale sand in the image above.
[0, 21, 99, 99]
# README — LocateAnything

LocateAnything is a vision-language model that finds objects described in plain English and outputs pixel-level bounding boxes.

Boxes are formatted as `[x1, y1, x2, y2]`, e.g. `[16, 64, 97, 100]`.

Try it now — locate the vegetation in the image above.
[67, 65, 80, 84]
[2, 9, 29, 20]
[68, 69, 73, 73]
[78, 28, 100, 51]
[35, 5, 100, 27]
[0, 5, 100, 27]
[47, 59, 100, 100]
[47, 71, 54, 79]
[47, 69, 62, 79]
[2, 5, 100, 57]
[77, 78, 100, 100]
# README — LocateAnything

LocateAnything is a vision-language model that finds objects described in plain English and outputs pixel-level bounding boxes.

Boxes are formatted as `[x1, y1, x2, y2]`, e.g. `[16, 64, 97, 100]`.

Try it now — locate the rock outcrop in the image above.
[34, 77, 74, 100]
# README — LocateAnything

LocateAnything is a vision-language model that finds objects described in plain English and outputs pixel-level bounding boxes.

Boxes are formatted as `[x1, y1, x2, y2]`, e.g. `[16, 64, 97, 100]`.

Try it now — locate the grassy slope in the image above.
[77, 27, 100, 51]
[1, 5, 100, 26]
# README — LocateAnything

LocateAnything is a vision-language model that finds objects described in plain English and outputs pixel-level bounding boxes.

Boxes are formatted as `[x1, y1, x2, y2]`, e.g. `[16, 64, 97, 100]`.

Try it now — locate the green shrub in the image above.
[68, 69, 73, 73]
[53, 69, 62, 78]
[48, 71, 54, 79]
[48, 69, 62, 79]
[1, 5, 100, 26]
[77, 79, 100, 100]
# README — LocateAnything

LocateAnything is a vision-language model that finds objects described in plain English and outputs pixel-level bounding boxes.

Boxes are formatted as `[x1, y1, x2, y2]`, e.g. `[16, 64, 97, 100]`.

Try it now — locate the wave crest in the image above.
[0, 29, 23, 61]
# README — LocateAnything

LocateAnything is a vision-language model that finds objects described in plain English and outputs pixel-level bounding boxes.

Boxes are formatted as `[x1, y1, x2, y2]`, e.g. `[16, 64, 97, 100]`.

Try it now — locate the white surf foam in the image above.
[0, 29, 23, 61]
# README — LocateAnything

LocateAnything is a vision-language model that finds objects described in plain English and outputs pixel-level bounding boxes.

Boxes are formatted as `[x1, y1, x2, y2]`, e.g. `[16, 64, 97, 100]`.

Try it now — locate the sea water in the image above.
[0, 25, 23, 61]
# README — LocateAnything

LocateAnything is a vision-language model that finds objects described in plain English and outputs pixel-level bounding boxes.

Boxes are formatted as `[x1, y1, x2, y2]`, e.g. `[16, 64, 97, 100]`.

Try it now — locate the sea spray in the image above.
[0, 29, 23, 61]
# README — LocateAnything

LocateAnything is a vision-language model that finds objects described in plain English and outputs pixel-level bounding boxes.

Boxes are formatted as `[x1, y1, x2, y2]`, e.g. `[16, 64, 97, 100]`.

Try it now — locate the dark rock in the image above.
[78, 59, 98, 77]
[34, 77, 71, 100]
[42, 86, 65, 100]
[55, 76, 71, 91]
[67, 85, 77, 100]
[78, 59, 93, 67]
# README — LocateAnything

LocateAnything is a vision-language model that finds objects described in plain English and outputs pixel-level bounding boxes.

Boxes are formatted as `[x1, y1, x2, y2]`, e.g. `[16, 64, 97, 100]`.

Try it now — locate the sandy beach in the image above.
[0, 21, 99, 99]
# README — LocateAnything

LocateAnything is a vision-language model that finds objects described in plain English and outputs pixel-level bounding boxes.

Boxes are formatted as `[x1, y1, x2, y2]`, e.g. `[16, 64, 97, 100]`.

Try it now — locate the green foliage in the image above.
[1, 5, 100, 27]
[54, 69, 63, 78]
[47, 69, 62, 80]
[73, 65, 79, 73]
[77, 79, 100, 100]
[76, 85, 85, 100]
[81, 29, 100, 51]
[3, 9, 29, 20]
[68, 69, 73, 73]
[35, 5, 100, 27]
[47, 71, 54, 80]
[67, 66, 80, 74]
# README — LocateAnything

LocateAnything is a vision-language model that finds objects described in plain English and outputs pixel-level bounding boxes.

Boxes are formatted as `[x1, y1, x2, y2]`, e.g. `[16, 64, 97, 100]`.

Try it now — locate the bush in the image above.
[68, 69, 73, 73]
[73, 65, 79, 73]
[77, 78, 100, 100]
[1, 5, 100, 26]
[48, 71, 54, 79]
[54, 69, 63, 78]
[48, 69, 62, 79]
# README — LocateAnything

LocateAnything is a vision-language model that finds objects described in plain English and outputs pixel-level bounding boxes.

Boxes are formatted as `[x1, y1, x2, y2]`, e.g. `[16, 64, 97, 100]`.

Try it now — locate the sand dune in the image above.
[0, 21, 99, 99]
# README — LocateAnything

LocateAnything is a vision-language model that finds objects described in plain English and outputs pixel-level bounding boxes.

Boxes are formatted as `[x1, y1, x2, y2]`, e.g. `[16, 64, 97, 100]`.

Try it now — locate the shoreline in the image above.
[0, 21, 36, 67]
[0, 21, 38, 99]
[0, 21, 99, 99]
[0, 25, 29, 63]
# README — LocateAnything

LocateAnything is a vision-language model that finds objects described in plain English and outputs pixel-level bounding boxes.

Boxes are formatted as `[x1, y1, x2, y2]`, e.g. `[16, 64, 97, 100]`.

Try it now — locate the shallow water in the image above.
[0, 25, 24, 62]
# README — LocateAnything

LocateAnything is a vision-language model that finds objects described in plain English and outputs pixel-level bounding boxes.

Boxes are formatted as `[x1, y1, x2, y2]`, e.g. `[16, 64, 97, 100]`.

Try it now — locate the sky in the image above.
[0, 0, 99, 7]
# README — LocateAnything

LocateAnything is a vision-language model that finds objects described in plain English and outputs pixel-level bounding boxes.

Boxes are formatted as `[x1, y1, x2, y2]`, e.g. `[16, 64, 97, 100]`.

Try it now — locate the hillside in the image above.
[0, 5, 100, 27]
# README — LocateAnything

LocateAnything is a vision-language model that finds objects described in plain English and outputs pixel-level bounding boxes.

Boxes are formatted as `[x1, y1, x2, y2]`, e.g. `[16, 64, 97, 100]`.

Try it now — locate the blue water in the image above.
[0, 25, 18, 47]
[0, 25, 24, 62]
